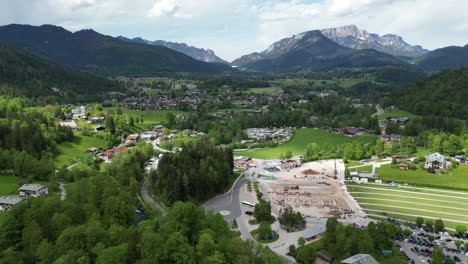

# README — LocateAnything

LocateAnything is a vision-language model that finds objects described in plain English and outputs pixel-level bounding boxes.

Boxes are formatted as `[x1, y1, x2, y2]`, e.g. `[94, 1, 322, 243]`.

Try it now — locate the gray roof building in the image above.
[0, 195, 24, 210]
[304, 222, 326, 240]
[19, 184, 45, 192]
[341, 254, 379, 264]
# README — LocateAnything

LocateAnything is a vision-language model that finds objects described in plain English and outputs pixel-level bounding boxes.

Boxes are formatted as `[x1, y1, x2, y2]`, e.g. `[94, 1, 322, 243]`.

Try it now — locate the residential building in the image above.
[19, 184, 48, 197]
[425, 152, 450, 171]
[0, 195, 24, 211]
[99, 147, 130, 162]
[454, 155, 468, 165]
[126, 134, 140, 143]
[341, 254, 379, 264]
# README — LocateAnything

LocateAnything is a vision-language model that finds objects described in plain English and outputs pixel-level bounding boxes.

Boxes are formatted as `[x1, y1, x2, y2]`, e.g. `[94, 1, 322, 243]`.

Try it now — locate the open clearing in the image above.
[236, 128, 377, 159]
[55, 134, 108, 167]
[348, 183, 468, 229]
[0, 175, 20, 196]
[378, 108, 420, 119]
[377, 165, 468, 190]
[104, 108, 188, 132]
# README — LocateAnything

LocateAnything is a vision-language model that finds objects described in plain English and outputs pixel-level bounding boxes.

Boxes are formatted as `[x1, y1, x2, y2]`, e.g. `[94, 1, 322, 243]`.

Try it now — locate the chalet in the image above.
[388, 117, 410, 124]
[425, 152, 450, 171]
[399, 163, 409, 170]
[126, 134, 140, 143]
[454, 155, 468, 165]
[99, 148, 130, 162]
[19, 184, 48, 197]
[140, 132, 158, 141]
[0, 195, 24, 211]
[341, 254, 379, 264]
[304, 222, 326, 241]
[153, 125, 165, 133]
[90, 117, 104, 124]
[381, 134, 401, 144]
[342, 127, 362, 136]
[59, 120, 80, 131]
[86, 147, 99, 154]
[71, 105, 86, 120]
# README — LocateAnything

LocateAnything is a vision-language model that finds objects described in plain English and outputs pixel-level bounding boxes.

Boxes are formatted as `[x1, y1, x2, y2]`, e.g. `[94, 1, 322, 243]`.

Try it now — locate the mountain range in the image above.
[116, 36, 227, 64]
[231, 30, 410, 72]
[414, 44, 468, 72]
[0, 24, 231, 76]
[321, 25, 428, 59]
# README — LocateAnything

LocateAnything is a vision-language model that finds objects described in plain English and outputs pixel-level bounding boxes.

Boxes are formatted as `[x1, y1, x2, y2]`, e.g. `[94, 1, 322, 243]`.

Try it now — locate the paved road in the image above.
[67, 162, 81, 170]
[140, 177, 164, 210]
[203, 175, 245, 223]
[59, 182, 66, 201]
[371, 104, 384, 117]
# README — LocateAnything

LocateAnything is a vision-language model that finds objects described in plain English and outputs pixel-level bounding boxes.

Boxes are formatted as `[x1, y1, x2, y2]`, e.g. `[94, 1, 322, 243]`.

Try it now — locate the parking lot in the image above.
[396, 227, 468, 263]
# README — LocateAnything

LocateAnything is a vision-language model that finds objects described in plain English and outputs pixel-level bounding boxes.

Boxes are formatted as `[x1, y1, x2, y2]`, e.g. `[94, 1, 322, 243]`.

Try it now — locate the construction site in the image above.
[253, 159, 363, 220]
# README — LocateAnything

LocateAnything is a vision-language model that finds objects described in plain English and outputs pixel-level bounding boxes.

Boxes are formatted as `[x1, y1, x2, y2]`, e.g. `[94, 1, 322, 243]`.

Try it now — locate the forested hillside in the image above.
[0, 24, 232, 76]
[415, 44, 468, 72]
[152, 140, 234, 204]
[0, 44, 117, 103]
[398, 68, 468, 119]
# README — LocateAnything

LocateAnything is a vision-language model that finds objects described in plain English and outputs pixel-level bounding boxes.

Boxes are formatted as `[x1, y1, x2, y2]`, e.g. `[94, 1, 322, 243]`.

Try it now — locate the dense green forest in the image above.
[398, 68, 468, 119]
[0, 44, 118, 103]
[318, 218, 407, 264]
[152, 140, 234, 204]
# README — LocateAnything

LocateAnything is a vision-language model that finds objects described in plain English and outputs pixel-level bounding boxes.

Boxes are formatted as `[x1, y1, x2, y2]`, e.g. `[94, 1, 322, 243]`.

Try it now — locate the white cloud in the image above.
[1, 0, 468, 60]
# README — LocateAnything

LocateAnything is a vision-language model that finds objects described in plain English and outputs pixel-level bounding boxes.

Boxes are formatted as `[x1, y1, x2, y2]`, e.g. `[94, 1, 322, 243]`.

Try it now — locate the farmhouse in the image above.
[19, 184, 48, 197]
[341, 254, 379, 264]
[59, 120, 80, 131]
[125, 134, 140, 143]
[425, 152, 450, 171]
[399, 163, 409, 170]
[99, 147, 130, 162]
[388, 117, 410, 124]
[0, 195, 24, 211]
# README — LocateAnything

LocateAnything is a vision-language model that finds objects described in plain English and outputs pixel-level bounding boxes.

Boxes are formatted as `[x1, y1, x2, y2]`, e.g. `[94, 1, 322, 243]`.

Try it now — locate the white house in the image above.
[19, 184, 48, 197]
[425, 152, 450, 171]
[0, 195, 24, 211]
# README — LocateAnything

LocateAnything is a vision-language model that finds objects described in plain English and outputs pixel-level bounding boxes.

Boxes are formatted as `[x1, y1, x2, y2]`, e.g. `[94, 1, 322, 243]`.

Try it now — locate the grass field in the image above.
[0, 175, 20, 196]
[104, 108, 189, 132]
[378, 108, 420, 119]
[55, 134, 108, 167]
[348, 183, 468, 229]
[235, 128, 377, 159]
[377, 164, 468, 190]
[353, 165, 373, 172]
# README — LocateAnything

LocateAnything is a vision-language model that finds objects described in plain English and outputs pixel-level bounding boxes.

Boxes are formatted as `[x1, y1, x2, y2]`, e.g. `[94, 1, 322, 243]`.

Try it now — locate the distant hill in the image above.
[231, 30, 410, 72]
[414, 44, 468, 72]
[0, 24, 231, 76]
[398, 68, 468, 119]
[321, 25, 428, 58]
[116, 36, 228, 64]
[0, 43, 117, 102]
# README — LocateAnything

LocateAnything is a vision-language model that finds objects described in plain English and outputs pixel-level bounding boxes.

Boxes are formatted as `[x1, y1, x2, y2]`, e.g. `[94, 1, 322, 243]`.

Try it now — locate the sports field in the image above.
[235, 128, 377, 159]
[348, 183, 468, 229]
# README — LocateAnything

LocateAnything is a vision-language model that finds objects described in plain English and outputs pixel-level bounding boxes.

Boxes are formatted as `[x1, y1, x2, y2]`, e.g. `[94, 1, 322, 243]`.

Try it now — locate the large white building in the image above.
[19, 184, 48, 197]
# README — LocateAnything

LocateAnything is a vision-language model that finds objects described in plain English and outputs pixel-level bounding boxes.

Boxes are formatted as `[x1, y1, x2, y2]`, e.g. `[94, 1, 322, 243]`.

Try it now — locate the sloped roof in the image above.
[19, 184, 46, 192]
[426, 152, 447, 163]
[0, 195, 24, 205]
[341, 254, 379, 264]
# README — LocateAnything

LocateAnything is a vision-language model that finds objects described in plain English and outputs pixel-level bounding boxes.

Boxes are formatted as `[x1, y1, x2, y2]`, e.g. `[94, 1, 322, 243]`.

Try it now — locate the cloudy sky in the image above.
[2, 0, 468, 61]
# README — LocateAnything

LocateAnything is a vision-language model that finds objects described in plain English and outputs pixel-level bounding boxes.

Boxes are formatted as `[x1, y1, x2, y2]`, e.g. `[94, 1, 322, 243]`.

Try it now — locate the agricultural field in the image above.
[55, 134, 108, 167]
[377, 164, 468, 190]
[236, 128, 377, 159]
[378, 108, 420, 119]
[348, 183, 468, 229]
